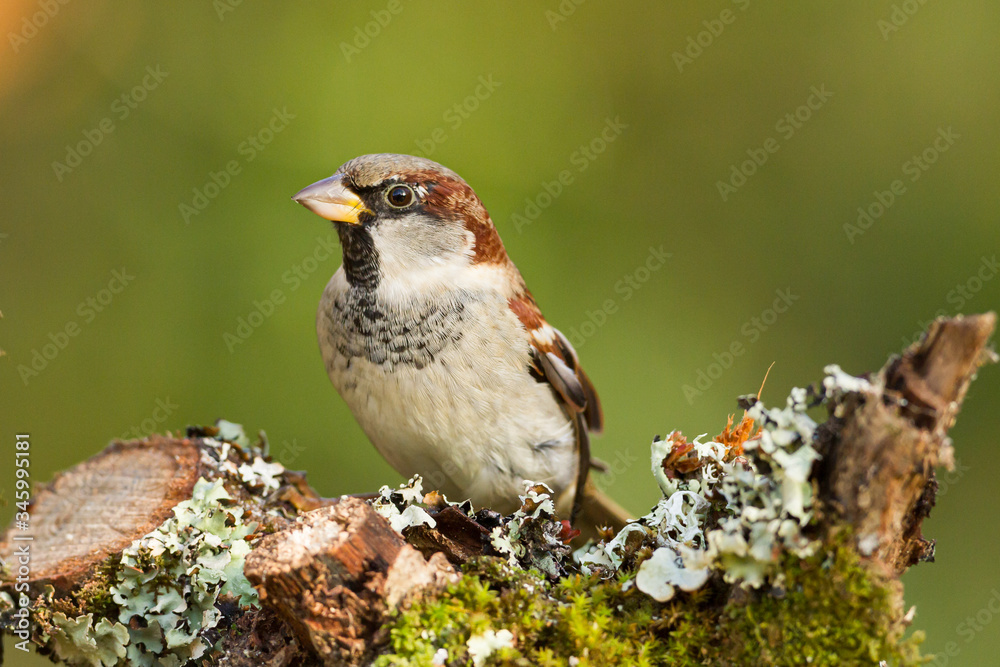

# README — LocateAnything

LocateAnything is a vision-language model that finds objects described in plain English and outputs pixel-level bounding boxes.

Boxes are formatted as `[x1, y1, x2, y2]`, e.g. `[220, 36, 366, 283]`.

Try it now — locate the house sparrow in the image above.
[293, 153, 630, 532]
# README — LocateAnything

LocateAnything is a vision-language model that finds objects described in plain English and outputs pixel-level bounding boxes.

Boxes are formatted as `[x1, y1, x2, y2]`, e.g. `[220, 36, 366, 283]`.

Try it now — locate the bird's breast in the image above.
[316, 270, 577, 510]
[321, 284, 469, 371]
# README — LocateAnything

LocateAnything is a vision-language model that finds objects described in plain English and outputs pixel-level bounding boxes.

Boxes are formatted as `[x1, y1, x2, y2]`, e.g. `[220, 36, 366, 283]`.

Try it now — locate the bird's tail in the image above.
[574, 480, 632, 544]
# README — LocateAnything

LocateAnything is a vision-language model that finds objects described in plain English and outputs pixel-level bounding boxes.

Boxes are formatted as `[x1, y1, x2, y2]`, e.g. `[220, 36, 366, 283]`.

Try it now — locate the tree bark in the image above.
[244, 500, 456, 667]
[818, 313, 996, 575]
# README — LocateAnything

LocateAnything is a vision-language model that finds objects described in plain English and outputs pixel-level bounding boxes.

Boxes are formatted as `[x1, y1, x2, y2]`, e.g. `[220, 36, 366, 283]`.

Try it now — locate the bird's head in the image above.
[293, 154, 509, 288]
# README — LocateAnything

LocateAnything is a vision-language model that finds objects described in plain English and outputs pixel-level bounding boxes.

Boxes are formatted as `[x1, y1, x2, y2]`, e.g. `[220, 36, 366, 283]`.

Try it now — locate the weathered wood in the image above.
[820, 313, 997, 575]
[886, 312, 997, 435]
[243, 499, 457, 667]
[404, 505, 496, 565]
[0, 437, 201, 592]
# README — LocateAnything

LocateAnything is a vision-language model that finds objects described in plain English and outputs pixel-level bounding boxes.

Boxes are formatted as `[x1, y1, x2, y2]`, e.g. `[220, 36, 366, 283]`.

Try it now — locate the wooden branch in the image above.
[819, 313, 997, 575]
[0, 313, 994, 665]
[245, 500, 457, 667]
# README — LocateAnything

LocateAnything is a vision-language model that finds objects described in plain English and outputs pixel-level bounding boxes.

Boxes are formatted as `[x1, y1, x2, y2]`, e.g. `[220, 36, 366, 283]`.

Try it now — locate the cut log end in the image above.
[0, 437, 201, 591]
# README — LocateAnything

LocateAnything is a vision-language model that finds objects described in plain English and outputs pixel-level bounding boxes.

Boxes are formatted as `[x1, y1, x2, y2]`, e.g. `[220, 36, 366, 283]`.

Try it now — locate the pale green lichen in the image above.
[3, 423, 288, 666]
[374, 366, 924, 665]
[213, 419, 253, 449]
[489, 482, 566, 579]
[237, 456, 285, 493]
[48, 612, 130, 667]
[373, 476, 438, 532]
[109, 477, 258, 666]
[374, 476, 569, 580]
[580, 377, 824, 595]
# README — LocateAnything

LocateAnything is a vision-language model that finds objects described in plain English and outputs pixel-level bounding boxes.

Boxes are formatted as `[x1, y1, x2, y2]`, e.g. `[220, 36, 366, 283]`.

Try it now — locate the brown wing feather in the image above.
[508, 292, 602, 525]
[553, 328, 603, 433]
[578, 366, 603, 433]
[538, 349, 587, 409]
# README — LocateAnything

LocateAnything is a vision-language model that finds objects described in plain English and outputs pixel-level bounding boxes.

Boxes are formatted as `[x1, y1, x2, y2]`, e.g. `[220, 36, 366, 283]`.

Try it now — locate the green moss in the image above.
[376, 538, 923, 666]
[716, 537, 923, 666]
[47, 561, 121, 621]
[375, 559, 670, 667]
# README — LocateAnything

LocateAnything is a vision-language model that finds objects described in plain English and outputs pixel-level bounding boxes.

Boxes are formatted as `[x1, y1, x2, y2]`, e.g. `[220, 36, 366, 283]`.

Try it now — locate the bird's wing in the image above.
[508, 291, 603, 523]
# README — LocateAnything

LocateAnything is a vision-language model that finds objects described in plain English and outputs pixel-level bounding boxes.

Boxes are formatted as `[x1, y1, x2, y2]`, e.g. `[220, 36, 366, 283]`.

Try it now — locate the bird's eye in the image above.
[385, 185, 415, 208]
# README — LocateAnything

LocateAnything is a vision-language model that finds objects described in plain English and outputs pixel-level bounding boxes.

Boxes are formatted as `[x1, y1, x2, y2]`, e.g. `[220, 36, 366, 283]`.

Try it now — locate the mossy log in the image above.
[0, 313, 995, 666]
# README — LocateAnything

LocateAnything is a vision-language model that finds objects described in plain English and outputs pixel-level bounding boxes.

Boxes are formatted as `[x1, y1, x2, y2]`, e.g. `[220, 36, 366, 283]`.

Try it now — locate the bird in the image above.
[292, 153, 630, 534]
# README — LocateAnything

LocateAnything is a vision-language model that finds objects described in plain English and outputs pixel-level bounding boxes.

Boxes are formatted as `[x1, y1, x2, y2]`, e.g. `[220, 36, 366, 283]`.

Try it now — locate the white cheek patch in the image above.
[369, 213, 474, 282]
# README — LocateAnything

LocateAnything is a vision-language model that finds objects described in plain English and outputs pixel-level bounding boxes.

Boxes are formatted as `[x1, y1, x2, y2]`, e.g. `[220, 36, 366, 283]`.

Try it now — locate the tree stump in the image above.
[0, 437, 201, 594]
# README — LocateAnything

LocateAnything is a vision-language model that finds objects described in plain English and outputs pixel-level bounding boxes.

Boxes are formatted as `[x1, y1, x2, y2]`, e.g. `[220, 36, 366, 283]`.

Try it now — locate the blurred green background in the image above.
[2, 1, 998, 663]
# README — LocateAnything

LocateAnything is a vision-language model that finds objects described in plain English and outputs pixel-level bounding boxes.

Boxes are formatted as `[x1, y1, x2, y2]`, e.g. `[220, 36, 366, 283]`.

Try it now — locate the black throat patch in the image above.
[337, 225, 379, 290]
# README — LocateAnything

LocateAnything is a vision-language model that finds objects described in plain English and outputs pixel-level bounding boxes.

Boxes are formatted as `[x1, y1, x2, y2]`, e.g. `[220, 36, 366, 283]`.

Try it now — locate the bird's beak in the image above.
[292, 174, 372, 225]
